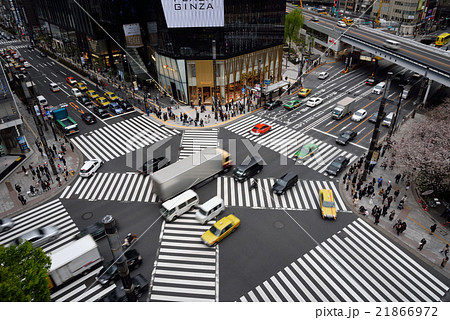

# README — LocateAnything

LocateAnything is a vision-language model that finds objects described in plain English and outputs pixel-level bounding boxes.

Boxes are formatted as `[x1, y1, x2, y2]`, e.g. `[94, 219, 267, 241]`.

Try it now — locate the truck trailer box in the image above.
[332, 97, 355, 120]
[48, 235, 102, 288]
[151, 147, 231, 201]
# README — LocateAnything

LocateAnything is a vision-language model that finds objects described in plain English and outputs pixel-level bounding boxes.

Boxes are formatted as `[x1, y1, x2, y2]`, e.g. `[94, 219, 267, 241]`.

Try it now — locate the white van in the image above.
[382, 112, 394, 126]
[194, 196, 225, 224]
[372, 82, 386, 95]
[50, 83, 60, 92]
[402, 85, 412, 99]
[383, 40, 400, 50]
[37, 95, 48, 106]
[160, 189, 199, 222]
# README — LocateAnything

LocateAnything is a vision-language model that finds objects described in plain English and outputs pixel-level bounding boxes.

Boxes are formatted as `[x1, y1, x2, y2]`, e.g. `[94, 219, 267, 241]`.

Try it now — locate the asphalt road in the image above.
[1, 37, 448, 302]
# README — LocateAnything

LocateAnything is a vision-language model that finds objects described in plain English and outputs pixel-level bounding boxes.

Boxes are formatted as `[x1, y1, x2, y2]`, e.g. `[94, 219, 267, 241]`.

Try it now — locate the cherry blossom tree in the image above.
[389, 99, 450, 197]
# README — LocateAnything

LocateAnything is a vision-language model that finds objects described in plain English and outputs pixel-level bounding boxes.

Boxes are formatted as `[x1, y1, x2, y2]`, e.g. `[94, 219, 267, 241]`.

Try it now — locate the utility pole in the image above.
[388, 88, 404, 138]
[362, 72, 393, 181]
[102, 215, 137, 302]
[258, 58, 262, 109]
[412, 68, 428, 118]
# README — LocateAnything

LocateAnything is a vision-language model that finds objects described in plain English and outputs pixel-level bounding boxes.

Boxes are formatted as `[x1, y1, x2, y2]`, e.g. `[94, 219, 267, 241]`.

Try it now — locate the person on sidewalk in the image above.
[377, 176, 383, 188]
[440, 244, 449, 257]
[374, 212, 380, 225]
[394, 189, 400, 201]
[395, 173, 401, 184]
[430, 224, 437, 235]
[15, 184, 22, 193]
[18, 193, 26, 205]
[389, 210, 396, 221]
[441, 257, 449, 268]
[418, 238, 427, 250]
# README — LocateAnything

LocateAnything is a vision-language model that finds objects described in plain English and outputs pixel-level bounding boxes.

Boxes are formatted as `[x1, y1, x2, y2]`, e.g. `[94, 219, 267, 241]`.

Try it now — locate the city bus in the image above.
[435, 33, 450, 46]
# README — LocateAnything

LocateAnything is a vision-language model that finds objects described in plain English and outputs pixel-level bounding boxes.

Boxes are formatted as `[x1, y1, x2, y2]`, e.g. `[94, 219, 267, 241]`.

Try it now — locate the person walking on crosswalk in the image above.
[440, 244, 449, 257]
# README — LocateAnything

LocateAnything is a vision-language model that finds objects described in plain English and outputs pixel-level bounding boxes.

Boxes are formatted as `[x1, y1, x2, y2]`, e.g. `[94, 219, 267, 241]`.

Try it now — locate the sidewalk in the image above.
[339, 114, 450, 280]
[0, 99, 82, 218]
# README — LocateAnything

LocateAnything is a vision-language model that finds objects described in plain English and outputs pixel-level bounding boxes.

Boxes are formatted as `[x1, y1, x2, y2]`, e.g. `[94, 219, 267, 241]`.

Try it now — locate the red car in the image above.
[66, 77, 77, 85]
[250, 123, 271, 136]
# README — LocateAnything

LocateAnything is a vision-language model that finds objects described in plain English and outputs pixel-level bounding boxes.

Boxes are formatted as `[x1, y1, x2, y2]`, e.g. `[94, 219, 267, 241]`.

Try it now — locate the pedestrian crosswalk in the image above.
[239, 218, 449, 302]
[225, 115, 358, 175]
[149, 213, 218, 302]
[218, 177, 347, 211]
[0, 199, 78, 253]
[60, 172, 158, 202]
[71, 115, 179, 162]
[0, 39, 22, 46]
[50, 265, 116, 302]
[179, 129, 218, 159]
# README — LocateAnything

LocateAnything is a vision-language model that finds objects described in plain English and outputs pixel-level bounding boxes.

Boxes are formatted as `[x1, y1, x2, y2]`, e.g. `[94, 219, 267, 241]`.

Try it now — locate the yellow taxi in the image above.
[319, 189, 337, 220]
[104, 91, 119, 101]
[298, 88, 312, 97]
[201, 214, 240, 246]
[86, 90, 99, 100]
[75, 82, 88, 91]
[96, 97, 110, 107]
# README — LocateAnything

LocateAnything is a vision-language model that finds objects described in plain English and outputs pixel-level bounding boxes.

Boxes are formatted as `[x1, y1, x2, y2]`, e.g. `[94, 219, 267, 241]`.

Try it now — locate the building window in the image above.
[190, 64, 196, 77]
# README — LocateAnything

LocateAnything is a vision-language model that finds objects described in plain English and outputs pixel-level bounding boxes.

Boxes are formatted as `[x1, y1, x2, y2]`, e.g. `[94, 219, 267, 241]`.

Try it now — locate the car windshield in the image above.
[330, 160, 342, 168]
[198, 208, 207, 216]
[103, 263, 117, 276]
[160, 207, 169, 216]
[355, 112, 362, 116]
[332, 110, 340, 115]
[322, 201, 335, 208]
[209, 226, 221, 237]
[300, 147, 310, 154]
[276, 179, 288, 187]
[233, 168, 244, 175]
[341, 133, 350, 139]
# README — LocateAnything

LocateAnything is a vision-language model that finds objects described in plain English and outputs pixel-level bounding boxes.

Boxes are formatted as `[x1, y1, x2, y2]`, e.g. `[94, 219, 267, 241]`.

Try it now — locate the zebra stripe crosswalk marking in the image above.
[60, 173, 158, 202]
[225, 115, 358, 175]
[71, 115, 178, 162]
[239, 219, 449, 302]
[218, 177, 346, 211]
[0, 199, 78, 253]
[179, 129, 218, 159]
[149, 213, 218, 302]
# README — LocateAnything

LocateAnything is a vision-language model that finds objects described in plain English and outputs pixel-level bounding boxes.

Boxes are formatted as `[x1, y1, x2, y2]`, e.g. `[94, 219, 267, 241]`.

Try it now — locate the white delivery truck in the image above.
[332, 97, 355, 120]
[151, 147, 232, 201]
[47, 235, 102, 290]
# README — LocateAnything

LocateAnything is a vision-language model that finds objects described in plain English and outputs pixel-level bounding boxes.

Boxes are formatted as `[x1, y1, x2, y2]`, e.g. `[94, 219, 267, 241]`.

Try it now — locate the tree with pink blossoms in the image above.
[389, 99, 450, 197]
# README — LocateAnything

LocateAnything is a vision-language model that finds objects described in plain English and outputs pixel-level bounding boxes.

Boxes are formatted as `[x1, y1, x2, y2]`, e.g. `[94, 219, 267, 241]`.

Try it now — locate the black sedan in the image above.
[264, 100, 283, 110]
[76, 222, 105, 241]
[78, 96, 93, 106]
[96, 249, 143, 286]
[93, 106, 110, 118]
[326, 156, 350, 176]
[336, 130, 357, 145]
[118, 99, 134, 112]
[100, 274, 149, 301]
[81, 112, 97, 124]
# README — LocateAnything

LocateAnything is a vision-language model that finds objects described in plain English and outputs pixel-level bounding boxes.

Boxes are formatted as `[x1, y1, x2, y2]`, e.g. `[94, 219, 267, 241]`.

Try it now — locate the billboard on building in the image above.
[161, 0, 224, 28]
[123, 23, 144, 48]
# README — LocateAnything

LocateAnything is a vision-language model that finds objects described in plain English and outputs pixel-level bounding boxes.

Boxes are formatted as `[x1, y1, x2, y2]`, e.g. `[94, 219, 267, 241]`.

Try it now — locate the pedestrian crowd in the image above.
[15, 138, 73, 206]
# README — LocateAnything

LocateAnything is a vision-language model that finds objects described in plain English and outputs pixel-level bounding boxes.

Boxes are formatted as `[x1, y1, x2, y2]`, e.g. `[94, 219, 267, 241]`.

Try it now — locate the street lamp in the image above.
[388, 88, 404, 137]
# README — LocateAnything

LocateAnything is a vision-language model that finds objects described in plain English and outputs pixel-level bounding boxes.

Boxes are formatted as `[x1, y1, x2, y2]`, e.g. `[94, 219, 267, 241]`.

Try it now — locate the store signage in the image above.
[161, 0, 224, 28]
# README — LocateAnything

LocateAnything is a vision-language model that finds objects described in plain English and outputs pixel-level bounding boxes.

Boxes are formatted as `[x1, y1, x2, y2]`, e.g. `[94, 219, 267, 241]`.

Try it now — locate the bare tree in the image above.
[389, 99, 450, 196]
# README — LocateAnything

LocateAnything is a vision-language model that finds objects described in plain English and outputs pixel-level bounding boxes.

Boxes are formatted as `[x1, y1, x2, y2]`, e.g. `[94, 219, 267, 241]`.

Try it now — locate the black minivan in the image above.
[272, 171, 298, 195]
[233, 157, 263, 182]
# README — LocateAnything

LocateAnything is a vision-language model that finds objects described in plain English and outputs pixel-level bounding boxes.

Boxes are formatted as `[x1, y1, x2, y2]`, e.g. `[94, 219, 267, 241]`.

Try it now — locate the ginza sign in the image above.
[161, 0, 224, 28]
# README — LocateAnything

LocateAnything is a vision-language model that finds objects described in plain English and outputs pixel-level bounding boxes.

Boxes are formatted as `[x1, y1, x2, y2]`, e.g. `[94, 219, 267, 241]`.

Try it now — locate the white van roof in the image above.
[198, 196, 223, 211]
[162, 189, 198, 210]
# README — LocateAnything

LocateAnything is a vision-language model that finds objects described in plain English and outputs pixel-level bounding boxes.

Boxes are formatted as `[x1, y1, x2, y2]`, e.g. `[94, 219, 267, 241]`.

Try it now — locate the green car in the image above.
[293, 143, 319, 160]
[283, 99, 302, 110]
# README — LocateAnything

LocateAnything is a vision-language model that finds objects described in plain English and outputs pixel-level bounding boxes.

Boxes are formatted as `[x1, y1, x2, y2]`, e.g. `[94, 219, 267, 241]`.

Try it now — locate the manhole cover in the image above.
[274, 221, 284, 229]
[82, 212, 93, 220]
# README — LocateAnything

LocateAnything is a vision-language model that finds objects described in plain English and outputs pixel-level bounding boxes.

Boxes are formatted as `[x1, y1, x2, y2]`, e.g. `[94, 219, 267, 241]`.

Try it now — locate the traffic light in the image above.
[123, 55, 127, 63]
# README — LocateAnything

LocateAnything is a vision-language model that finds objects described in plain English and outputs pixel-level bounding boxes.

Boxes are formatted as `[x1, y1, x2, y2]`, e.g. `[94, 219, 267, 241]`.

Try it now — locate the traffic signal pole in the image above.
[362, 72, 393, 181]
[102, 215, 137, 302]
